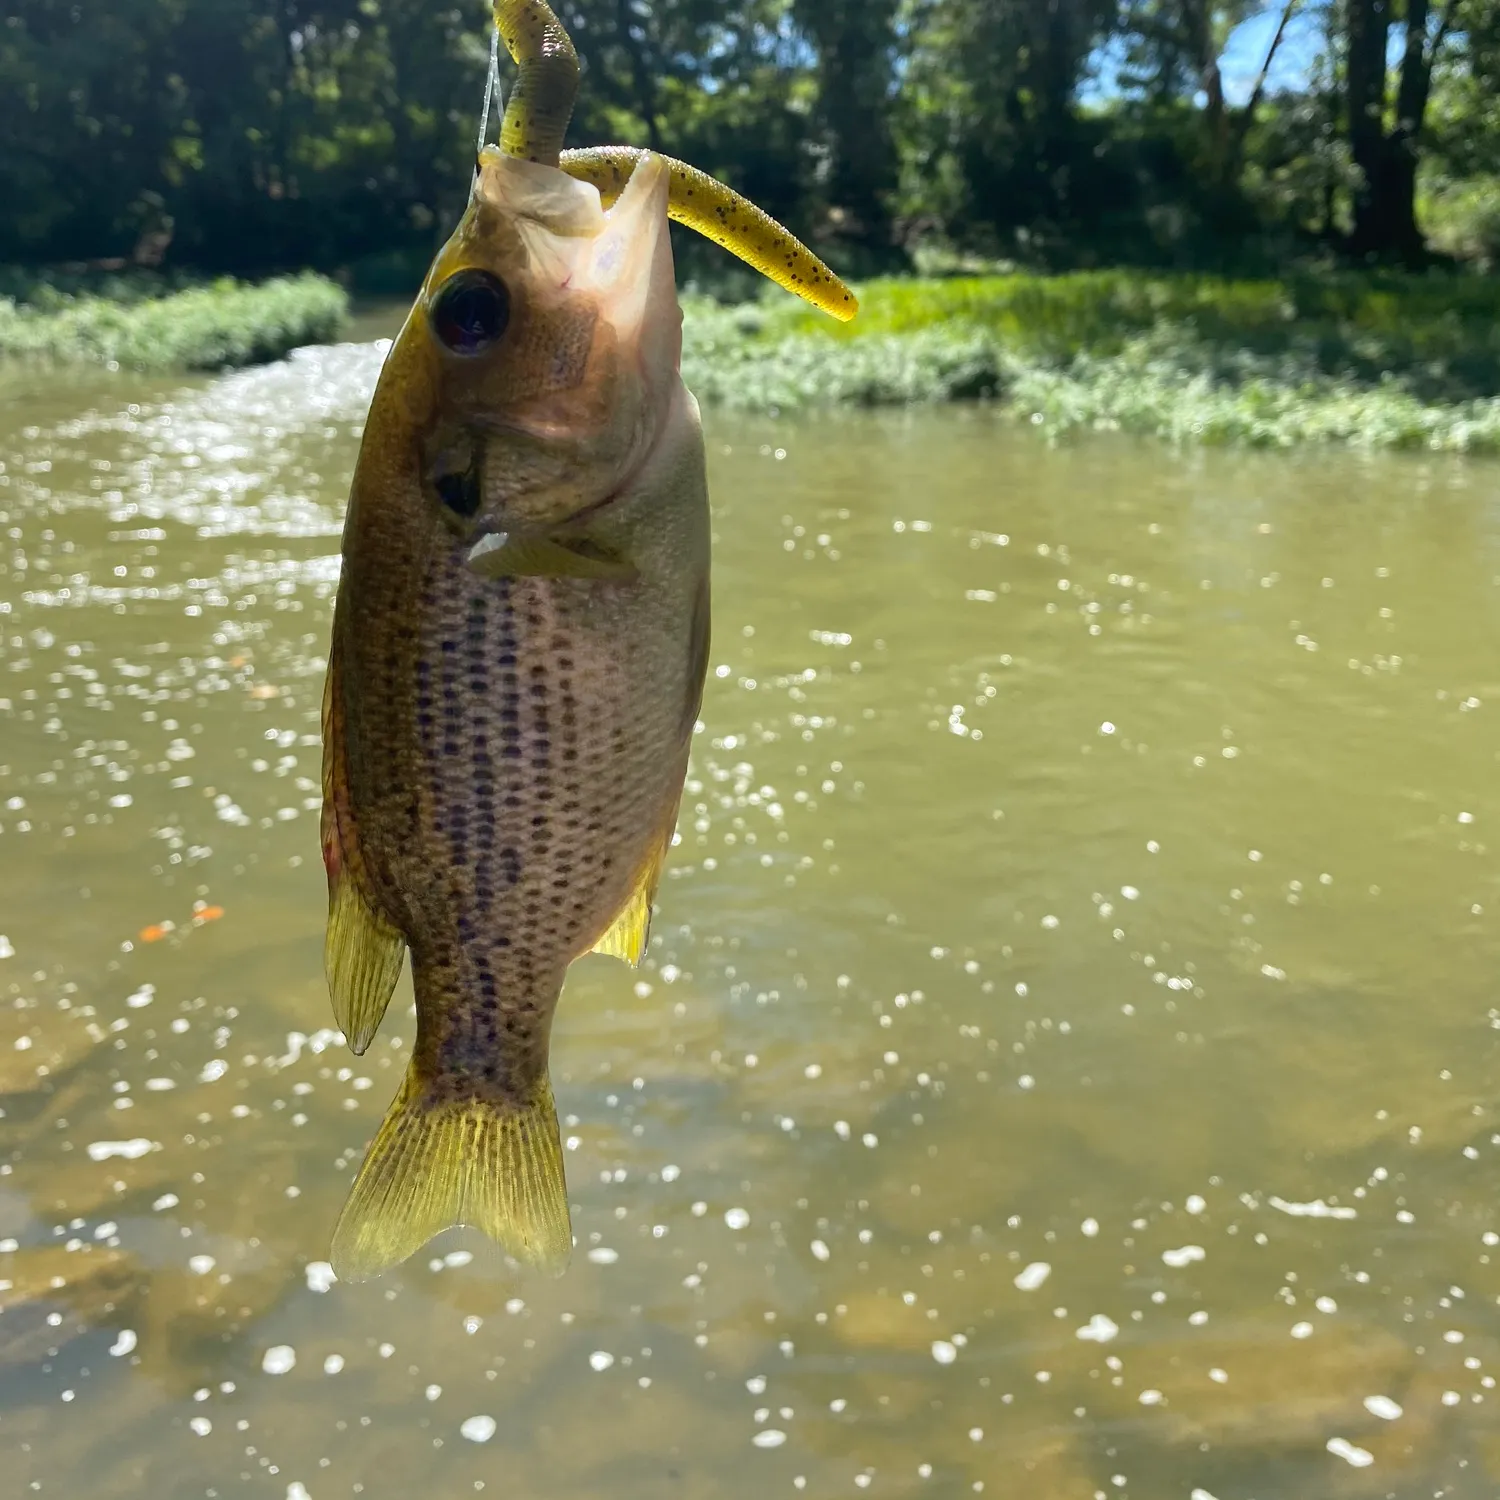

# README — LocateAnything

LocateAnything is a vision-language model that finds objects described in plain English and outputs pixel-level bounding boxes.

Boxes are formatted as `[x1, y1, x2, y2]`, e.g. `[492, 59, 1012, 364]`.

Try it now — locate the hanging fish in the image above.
[321, 0, 855, 1280]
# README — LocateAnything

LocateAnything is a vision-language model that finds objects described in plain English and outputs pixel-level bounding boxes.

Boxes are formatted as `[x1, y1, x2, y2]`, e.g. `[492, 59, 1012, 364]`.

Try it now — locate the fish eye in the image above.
[430, 269, 510, 355]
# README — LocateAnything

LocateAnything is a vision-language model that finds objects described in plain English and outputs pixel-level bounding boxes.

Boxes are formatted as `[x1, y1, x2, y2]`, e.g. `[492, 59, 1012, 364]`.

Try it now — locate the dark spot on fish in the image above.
[434, 466, 481, 519]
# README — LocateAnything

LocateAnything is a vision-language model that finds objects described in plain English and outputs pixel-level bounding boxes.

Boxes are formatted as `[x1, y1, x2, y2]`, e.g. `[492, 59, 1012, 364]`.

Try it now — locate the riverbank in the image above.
[6, 265, 1500, 450]
[682, 270, 1500, 451]
[0, 269, 347, 371]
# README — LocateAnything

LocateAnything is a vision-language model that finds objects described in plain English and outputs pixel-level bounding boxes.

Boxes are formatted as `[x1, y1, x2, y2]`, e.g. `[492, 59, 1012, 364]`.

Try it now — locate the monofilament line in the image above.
[476, 25, 504, 159]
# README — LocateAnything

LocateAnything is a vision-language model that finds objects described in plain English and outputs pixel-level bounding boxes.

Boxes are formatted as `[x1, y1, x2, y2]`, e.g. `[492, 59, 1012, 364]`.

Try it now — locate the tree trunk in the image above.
[793, 0, 899, 250]
[614, 0, 665, 154]
[1182, 0, 1228, 180]
[1345, 0, 1449, 264]
[1344, 0, 1391, 257]
[1225, 0, 1299, 185]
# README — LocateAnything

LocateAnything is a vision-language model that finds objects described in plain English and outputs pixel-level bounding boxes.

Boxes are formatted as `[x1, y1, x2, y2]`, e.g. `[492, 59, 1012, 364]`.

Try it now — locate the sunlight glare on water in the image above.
[2, 333, 1500, 1496]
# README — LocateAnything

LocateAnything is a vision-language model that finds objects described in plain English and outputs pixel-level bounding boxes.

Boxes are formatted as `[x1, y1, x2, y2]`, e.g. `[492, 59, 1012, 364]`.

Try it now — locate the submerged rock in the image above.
[0, 1243, 143, 1367]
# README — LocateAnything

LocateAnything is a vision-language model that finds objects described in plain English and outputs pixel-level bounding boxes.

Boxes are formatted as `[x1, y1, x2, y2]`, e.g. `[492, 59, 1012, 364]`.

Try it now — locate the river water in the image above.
[2, 324, 1499, 1499]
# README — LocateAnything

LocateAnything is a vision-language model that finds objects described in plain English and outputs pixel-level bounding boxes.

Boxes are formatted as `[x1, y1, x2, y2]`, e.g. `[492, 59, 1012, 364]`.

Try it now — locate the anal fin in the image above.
[590, 842, 667, 967]
[330, 1063, 571, 1281]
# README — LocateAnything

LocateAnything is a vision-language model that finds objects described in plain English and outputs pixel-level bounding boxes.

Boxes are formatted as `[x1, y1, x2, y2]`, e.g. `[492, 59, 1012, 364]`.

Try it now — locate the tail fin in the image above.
[329, 1064, 571, 1281]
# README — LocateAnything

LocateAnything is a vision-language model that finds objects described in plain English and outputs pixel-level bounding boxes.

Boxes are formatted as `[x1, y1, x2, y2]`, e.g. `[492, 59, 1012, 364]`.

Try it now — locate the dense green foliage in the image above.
[680, 271, 1500, 450]
[3, 1, 1499, 276]
[0, 271, 348, 369]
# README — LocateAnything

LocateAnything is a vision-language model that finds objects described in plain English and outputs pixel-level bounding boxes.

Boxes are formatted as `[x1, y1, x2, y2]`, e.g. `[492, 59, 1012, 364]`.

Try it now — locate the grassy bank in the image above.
[0, 269, 348, 371]
[6, 261, 1499, 450]
[680, 271, 1500, 451]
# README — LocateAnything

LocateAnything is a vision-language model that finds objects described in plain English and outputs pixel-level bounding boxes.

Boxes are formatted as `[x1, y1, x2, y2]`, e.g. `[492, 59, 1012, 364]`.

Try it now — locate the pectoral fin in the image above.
[467, 532, 635, 581]
[322, 628, 406, 1055]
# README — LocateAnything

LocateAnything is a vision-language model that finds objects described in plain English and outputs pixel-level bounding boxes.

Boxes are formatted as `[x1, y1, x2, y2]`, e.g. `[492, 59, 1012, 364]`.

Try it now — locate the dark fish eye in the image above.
[430, 269, 510, 355]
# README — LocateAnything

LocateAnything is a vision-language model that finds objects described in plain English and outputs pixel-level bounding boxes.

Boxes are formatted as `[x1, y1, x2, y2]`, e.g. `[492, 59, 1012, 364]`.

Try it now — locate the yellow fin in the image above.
[322, 625, 406, 1055]
[560, 145, 858, 322]
[466, 531, 635, 581]
[330, 1064, 571, 1281]
[591, 844, 666, 967]
[324, 873, 406, 1056]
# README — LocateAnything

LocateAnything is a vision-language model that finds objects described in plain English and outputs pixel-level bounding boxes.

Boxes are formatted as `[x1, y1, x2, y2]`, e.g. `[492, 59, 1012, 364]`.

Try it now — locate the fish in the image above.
[321, 0, 854, 1281]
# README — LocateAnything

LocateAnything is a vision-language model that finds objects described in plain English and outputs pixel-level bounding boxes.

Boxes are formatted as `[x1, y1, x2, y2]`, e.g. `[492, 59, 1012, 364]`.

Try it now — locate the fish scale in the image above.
[400, 565, 665, 1088]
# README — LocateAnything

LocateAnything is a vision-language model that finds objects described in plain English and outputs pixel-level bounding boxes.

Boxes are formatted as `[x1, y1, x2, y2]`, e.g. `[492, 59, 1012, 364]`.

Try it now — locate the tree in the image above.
[897, 0, 1119, 250]
[792, 0, 901, 253]
[1340, 0, 1461, 262]
[1117, 0, 1301, 187]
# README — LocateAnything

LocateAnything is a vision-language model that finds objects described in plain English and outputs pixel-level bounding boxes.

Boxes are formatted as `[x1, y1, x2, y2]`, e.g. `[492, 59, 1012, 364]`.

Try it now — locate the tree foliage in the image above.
[2, 0, 1498, 273]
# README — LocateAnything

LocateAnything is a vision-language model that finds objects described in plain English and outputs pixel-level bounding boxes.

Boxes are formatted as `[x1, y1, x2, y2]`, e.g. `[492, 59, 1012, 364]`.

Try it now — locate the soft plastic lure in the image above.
[491, 0, 857, 322]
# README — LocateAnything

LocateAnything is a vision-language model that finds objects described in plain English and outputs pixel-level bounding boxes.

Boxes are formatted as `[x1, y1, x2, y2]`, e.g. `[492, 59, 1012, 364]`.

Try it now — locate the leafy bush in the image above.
[1422, 178, 1500, 270]
[679, 270, 1500, 450]
[0, 271, 349, 370]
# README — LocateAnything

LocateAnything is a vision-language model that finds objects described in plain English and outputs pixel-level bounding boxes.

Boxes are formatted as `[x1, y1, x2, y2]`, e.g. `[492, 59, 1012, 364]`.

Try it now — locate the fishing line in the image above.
[475, 25, 505, 161]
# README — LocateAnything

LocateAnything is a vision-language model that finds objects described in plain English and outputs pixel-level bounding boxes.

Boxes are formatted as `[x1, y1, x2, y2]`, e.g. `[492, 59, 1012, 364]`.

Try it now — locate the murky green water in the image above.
[3, 327, 1500, 1500]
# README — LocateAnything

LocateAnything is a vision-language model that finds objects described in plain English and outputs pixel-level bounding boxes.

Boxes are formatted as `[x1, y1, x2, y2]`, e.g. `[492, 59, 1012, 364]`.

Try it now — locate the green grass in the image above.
[679, 271, 1500, 450]
[6, 261, 1498, 449]
[0, 269, 348, 371]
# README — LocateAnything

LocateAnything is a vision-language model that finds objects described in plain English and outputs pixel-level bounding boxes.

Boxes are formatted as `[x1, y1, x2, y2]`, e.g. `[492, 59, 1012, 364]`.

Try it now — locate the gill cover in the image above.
[489, 0, 857, 322]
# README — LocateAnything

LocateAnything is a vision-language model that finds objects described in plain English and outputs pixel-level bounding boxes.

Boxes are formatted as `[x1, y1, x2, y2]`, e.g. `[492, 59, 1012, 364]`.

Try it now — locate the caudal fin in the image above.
[329, 1065, 571, 1281]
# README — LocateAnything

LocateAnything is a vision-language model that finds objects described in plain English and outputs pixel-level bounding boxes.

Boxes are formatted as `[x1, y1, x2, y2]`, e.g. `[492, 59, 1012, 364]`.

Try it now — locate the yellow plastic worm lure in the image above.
[489, 0, 857, 322]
